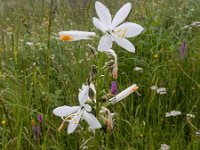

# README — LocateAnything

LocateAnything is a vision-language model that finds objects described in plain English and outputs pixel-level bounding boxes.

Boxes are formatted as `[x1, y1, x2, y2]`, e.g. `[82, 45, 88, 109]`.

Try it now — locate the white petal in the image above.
[165, 112, 171, 117]
[109, 84, 138, 104]
[67, 109, 83, 134]
[93, 17, 107, 32]
[98, 35, 112, 51]
[95, 1, 112, 28]
[82, 111, 101, 129]
[114, 22, 144, 38]
[59, 31, 96, 41]
[111, 3, 132, 29]
[112, 34, 135, 52]
[78, 84, 89, 105]
[83, 104, 92, 112]
[53, 106, 79, 117]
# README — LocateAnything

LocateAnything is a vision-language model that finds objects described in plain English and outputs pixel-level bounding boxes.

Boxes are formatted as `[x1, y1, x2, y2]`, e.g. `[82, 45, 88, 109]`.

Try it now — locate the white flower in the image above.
[195, 131, 200, 136]
[26, 41, 33, 46]
[150, 85, 158, 90]
[134, 67, 143, 72]
[151, 86, 167, 95]
[58, 31, 96, 41]
[93, 1, 144, 52]
[53, 84, 101, 134]
[109, 84, 138, 104]
[165, 110, 182, 117]
[186, 113, 195, 118]
[183, 21, 200, 29]
[156, 87, 167, 95]
[159, 144, 171, 150]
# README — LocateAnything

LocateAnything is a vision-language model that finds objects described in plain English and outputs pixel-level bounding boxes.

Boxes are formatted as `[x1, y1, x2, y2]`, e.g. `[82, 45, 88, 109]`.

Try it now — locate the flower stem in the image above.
[94, 53, 104, 148]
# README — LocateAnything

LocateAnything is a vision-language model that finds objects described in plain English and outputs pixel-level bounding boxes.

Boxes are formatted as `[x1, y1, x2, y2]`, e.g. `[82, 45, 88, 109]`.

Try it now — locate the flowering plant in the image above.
[53, 1, 143, 134]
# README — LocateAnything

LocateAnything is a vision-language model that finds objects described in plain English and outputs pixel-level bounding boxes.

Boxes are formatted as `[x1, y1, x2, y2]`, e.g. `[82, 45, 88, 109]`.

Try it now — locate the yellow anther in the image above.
[121, 28, 128, 38]
[65, 117, 69, 121]
[117, 29, 121, 33]
[60, 35, 73, 41]
[74, 118, 78, 124]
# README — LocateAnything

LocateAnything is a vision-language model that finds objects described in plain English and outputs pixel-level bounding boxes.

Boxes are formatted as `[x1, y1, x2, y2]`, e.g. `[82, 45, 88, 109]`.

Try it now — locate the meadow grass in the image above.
[0, 0, 200, 149]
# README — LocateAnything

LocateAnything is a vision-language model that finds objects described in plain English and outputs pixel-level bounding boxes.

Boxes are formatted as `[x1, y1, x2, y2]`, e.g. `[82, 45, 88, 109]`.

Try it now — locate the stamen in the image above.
[58, 120, 65, 132]
[114, 29, 122, 34]
[60, 35, 73, 41]
[121, 28, 128, 38]
[74, 118, 78, 124]
[136, 91, 141, 96]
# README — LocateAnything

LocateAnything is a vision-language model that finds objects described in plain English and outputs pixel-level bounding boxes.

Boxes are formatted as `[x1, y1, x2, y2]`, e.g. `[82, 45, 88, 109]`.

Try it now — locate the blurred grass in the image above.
[0, 0, 200, 149]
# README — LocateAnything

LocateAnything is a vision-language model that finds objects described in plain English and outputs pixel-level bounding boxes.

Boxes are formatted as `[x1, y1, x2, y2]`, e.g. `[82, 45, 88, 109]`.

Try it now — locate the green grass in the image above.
[0, 0, 200, 149]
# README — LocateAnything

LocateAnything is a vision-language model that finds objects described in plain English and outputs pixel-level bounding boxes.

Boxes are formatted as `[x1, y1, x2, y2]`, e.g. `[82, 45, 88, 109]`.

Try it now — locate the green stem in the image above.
[46, 0, 53, 91]
[94, 53, 104, 148]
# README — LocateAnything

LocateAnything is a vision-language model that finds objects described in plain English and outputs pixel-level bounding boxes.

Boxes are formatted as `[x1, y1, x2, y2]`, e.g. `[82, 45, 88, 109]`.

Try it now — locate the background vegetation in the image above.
[0, 0, 200, 149]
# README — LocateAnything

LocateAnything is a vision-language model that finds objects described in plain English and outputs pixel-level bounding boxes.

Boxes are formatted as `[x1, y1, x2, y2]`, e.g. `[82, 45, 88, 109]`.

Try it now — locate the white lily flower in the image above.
[93, 1, 144, 52]
[109, 84, 138, 104]
[53, 84, 101, 134]
[58, 31, 96, 41]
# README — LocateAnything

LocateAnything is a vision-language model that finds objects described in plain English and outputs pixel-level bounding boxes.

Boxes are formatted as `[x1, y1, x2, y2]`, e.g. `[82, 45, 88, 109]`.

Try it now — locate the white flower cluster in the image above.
[186, 113, 195, 118]
[183, 21, 200, 29]
[165, 110, 182, 117]
[151, 86, 167, 95]
[159, 144, 171, 150]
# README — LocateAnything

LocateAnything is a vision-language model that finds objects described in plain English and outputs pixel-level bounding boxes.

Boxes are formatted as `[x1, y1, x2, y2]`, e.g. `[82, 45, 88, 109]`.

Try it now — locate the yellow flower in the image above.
[1, 120, 6, 125]
[154, 54, 159, 58]
[31, 119, 35, 126]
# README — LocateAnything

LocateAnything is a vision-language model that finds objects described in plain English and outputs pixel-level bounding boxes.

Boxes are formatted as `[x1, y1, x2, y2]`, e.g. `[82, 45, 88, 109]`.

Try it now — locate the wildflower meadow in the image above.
[0, 0, 200, 149]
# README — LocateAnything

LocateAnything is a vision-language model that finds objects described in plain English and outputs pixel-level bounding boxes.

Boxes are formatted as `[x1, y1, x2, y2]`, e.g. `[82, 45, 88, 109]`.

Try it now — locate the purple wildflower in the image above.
[38, 115, 43, 123]
[179, 42, 187, 59]
[111, 81, 117, 95]
[33, 125, 37, 136]
[33, 125, 41, 138]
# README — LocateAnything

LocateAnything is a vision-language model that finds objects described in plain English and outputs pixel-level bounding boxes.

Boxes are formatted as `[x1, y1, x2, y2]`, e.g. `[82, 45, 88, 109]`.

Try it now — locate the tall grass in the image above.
[0, 0, 200, 149]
